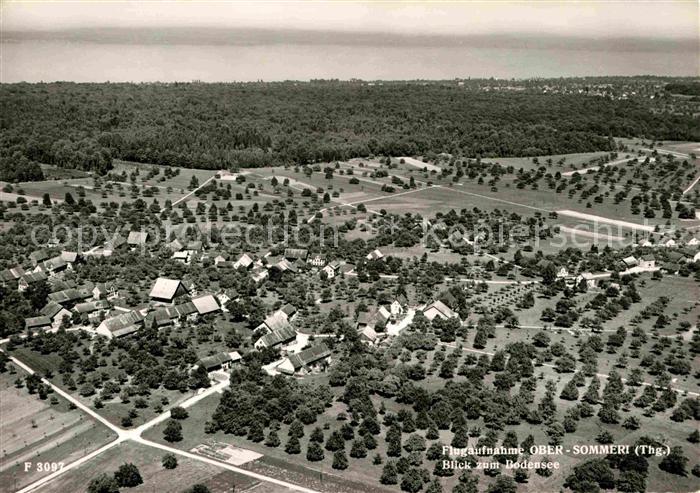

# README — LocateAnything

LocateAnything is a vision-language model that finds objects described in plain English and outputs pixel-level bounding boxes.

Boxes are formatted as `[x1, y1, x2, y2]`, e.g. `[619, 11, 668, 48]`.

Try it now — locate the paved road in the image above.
[4, 349, 321, 493]
[172, 174, 217, 206]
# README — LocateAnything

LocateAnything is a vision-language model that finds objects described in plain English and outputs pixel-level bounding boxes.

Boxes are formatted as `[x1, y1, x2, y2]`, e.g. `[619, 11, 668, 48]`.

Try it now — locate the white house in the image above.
[366, 249, 384, 261]
[639, 254, 655, 269]
[423, 300, 459, 321]
[96, 310, 145, 339]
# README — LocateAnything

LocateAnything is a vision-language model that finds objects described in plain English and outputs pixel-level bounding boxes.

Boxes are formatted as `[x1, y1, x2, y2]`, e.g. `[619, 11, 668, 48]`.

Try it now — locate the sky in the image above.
[2, 0, 698, 40]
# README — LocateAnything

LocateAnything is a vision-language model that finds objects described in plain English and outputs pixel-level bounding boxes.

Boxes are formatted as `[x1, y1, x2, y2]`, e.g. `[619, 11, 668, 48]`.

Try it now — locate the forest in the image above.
[1, 81, 699, 175]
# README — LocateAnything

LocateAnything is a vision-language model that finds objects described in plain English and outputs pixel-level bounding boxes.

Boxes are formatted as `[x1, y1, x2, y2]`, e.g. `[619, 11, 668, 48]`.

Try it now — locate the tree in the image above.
[564, 459, 615, 491]
[285, 435, 301, 454]
[265, 429, 281, 447]
[400, 468, 425, 493]
[163, 419, 183, 442]
[185, 485, 211, 493]
[42, 193, 52, 206]
[616, 470, 646, 493]
[659, 446, 688, 476]
[307, 441, 325, 461]
[381, 461, 399, 484]
[114, 463, 143, 487]
[162, 453, 178, 469]
[87, 474, 120, 493]
[170, 406, 189, 420]
[332, 450, 349, 470]
[350, 438, 368, 458]
[486, 476, 517, 493]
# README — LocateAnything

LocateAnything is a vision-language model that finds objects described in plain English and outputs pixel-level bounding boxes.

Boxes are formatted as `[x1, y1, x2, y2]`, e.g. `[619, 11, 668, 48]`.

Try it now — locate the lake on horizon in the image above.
[1, 40, 697, 82]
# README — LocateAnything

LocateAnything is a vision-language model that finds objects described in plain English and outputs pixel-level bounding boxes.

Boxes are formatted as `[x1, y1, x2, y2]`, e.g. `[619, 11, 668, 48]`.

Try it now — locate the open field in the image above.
[0, 368, 118, 492]
[39, 441, 270, 493]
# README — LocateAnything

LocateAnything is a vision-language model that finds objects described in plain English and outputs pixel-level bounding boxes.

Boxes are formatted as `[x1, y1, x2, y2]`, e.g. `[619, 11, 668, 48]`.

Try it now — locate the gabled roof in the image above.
[149, 278, 187, 300]
[641, 254, 655, 261]
[262, 311, 292, 332]
[424, 300, 458, 319]
[234, 253, 254, 269]
[127, 231, 149, 245]
[191, 294, 220, 315]
[29, 249, 50, 263]
[48, 288, 88, 304]
[40, 256, 68, 272]
[284, 248, 308, 260]
[168, 239, 184, 252]
[74, 300, 111, 314]
[40, 301, 66, 318]
[366, 249, 384, 260]
[100, 310, 144, 336]
[25, 316, 52, 329]
[258, 325, 297, 348]
[20, 271, 48, 285]
[287, 344, 331, 370]
[0, 266, 25, 282]
[280, 304, 297, 317]
[198, 352, 238, 370]
[105, 234, 126, 249]
[60, 251, 78, 263]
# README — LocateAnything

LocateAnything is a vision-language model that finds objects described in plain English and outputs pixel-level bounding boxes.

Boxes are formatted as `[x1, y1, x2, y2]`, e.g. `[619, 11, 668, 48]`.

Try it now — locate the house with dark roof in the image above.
[149, 278, 189, 303]
[29, 249, 50, 266]
[277, 344, 331, 375]
[18, 271, 48, 292]
[48, 287, 90, 305]
[40, 301, 72, 327]
[254, 325, 297, 349]
[0, 266, 25, 283]
[25, 316, 52, 331]
[96, 310, 145, 339]
[196, 351, 242, 372]
[284, 248, 308, 261]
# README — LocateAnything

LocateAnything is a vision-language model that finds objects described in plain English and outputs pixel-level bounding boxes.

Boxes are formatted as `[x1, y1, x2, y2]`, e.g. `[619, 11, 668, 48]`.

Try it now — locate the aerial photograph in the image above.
[0, 1, 698, 492]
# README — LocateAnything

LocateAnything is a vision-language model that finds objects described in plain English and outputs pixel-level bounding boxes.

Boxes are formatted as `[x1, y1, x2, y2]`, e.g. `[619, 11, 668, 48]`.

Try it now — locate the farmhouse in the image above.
[40, 302, 72, 327]
[621, 256, 639, 269]
[234, 253, 254, 270]
[48, 287, 90, 305]
[254, 325, 297, 349]
[366, 249, 384, 261]
[18, 271, 49, 292]
[96, 310, 145, 339]
[191, 294, 221, 315]
[322, 261, 341, 279]
[25, 316, 52, 331]
[360, 325, 379, 344]
[196, 351, 242, 372]
[423, 300, 459, 321]
[277, 344, 331, 375]
[308, 253, 326, 267]
[149, 278, 189, 303]
[29, 249, 50, 266]
[37, 255, 69, 275]
[390, 295, 408, 317]
[73, 300, 111, 315]
[168, 239, 184, 252]
[147, 301, 198, 327]
[93, 282, 119, 300]
[280, 304, 297, 319]
[639, 254, 656, 269]
[0, 266, 25, 283]
[251, 268, 269, 284]
[284, 248, 308, 261]
[256, 310, 293, 333]
[104, 234, 127, 251]
[127, 231, 149, 246]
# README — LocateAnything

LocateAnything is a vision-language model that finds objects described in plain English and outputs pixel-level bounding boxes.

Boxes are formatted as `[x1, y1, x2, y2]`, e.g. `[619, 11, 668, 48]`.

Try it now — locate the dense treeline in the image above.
[665, 82, 700, 96]
[1, 81, 698, 172]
